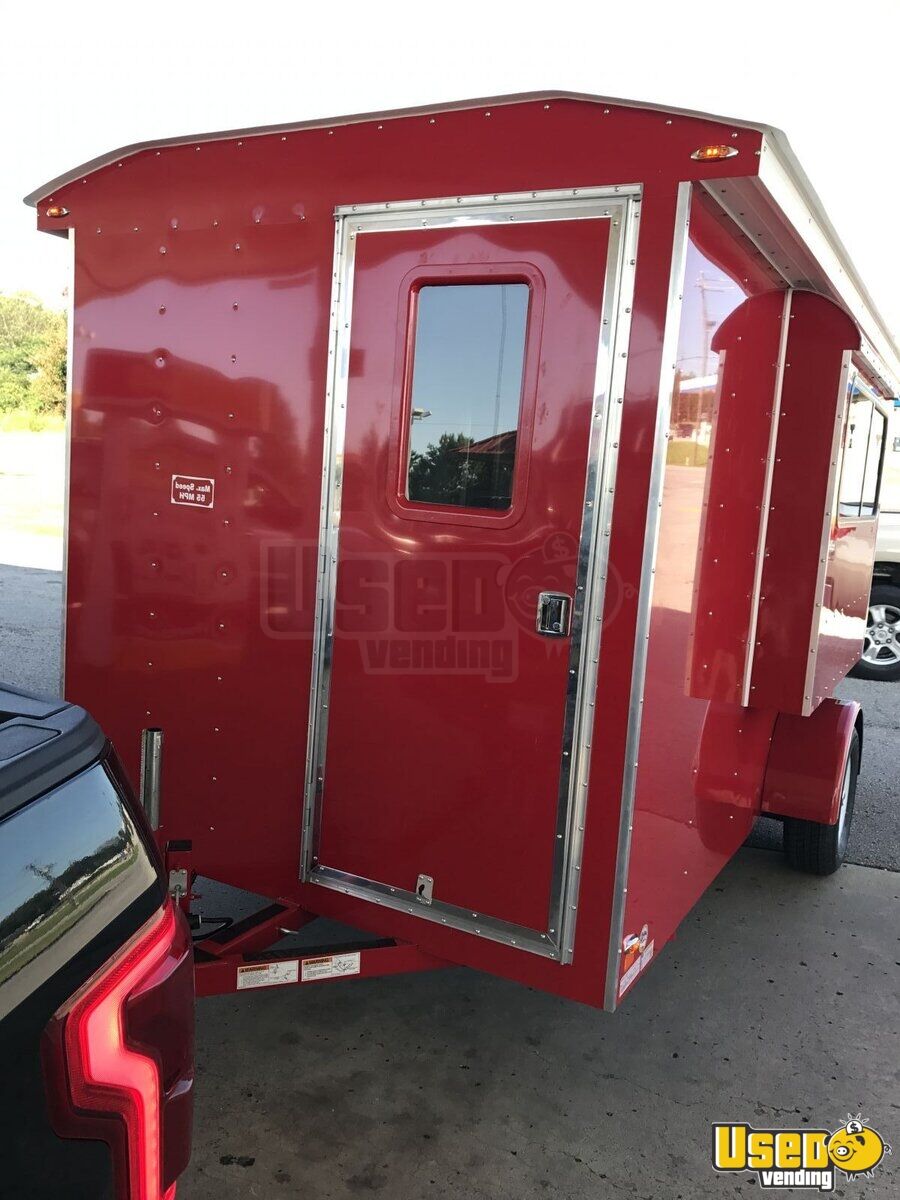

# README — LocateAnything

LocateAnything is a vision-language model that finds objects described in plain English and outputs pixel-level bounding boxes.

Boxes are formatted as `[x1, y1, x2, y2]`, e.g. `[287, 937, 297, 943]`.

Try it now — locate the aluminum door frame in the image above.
[301, 185, 641, 963]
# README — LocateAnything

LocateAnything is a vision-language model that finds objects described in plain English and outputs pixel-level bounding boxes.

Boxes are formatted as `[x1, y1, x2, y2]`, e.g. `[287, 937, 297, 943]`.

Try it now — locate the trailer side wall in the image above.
[617, 191, 783, 1001]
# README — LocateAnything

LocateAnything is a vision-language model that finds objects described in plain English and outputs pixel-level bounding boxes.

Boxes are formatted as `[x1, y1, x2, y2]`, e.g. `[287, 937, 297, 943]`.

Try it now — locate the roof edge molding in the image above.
[23, 90, 765, 208]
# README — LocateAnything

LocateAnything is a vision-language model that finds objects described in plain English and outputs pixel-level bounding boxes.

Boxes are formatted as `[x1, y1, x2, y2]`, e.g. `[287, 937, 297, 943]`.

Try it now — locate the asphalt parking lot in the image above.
[0, 559, 897, 1197]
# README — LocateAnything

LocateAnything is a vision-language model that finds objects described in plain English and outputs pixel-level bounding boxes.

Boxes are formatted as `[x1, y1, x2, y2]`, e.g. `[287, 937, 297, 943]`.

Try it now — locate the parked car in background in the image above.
[854, 510, 900, 680]
[0, 683, 194, 1199]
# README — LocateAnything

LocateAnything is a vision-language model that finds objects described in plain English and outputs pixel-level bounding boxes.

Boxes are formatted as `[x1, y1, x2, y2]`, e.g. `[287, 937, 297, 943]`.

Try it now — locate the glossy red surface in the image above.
[41, 95, 876, 1010]
[619, 208, 779, 1000]
[688, 290, 785, 704]
[751, 293, 862, 715]
[681, 189, 789, 707]
[814, 515, 877, 702]
[320, 220, 609, 930]
[761, 698, 861, 825]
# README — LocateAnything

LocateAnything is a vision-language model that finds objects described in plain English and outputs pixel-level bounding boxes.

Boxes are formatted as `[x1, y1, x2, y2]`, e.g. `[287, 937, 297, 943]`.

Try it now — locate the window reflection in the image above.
[839, 387, 887, 519]
[839, 395, 873, 518]
[669, 262, 744, 472]
[863, 409, 886, 516]
[405, 283, 529, 511]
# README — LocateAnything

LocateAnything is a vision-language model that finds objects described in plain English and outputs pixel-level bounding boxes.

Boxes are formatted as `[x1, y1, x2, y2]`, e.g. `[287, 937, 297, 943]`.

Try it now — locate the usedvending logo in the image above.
[713, 1115, 890, 1190]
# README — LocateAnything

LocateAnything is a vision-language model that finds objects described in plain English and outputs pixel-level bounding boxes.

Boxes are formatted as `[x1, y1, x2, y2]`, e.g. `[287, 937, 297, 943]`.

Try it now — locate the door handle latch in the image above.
[536, 591, 572, 637]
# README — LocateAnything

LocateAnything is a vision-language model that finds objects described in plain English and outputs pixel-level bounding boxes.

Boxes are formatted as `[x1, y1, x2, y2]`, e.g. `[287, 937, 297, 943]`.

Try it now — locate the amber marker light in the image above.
[690, 145, 739, 162]
[45, 205, 70, 217]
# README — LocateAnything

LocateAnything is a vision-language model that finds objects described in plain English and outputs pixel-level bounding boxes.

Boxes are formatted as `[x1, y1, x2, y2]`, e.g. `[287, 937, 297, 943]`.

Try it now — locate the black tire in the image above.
[850, 583, 900, 682]
[783, 729, 859, 875]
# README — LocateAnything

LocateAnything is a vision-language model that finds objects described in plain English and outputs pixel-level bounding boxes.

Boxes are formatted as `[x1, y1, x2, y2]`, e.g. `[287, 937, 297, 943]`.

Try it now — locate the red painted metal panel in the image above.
[318, 220, 609, 931]
[750, 293, 861, 714]
[687, 290, 785, 704]
[618, 206, 779, 1003]
[293, 184, 689, 1006]
[38, 98, 772, 1007]
[761, 698, 861, 825]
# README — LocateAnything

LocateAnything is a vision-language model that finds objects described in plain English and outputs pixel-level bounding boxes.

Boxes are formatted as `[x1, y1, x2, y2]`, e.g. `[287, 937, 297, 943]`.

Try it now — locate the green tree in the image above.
[409, 432, 476, 505]
[0, 292, 67, 415]
[408, 431, 515, 510]
[29, 313, 67, 413]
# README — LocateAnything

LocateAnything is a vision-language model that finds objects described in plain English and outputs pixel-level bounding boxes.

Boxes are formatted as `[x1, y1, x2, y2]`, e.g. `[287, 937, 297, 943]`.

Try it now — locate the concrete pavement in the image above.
[0, 565, 61, 694]
[0, 431, 64, 572]
[187, 850, 898, 1199]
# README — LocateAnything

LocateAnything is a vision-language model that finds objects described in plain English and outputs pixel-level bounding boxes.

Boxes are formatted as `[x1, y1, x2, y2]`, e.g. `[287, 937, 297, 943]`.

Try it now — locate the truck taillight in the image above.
[43, 900, 194, 1200]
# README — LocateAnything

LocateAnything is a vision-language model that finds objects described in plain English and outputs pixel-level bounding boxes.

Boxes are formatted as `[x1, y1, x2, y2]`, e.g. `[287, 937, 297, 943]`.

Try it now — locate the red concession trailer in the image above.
[27, 92, 898, 1010]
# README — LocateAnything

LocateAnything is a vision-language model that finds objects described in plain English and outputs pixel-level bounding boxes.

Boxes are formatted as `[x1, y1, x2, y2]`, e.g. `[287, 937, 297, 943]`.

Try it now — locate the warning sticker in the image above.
[171, 474, 215, 508]
[301, 952, 361, 983]
[236, 959, 299, 991]
[619, 940, 654, 998]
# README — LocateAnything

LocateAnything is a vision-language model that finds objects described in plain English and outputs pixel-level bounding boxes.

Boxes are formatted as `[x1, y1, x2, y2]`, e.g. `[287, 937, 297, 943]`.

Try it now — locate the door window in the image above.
[861, 406, 886, 516]
[838, 385, 887, 518]
[405, 283, 529, 511]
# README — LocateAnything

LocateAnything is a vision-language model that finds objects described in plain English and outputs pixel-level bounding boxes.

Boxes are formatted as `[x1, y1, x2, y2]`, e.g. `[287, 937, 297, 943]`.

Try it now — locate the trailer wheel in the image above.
[850, 583, 900, 682]
[783, 729, 859, 875]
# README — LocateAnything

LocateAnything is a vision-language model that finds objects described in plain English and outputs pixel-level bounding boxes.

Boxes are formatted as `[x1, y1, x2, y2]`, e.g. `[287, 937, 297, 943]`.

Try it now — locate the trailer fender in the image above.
[761, 699, 862, 826]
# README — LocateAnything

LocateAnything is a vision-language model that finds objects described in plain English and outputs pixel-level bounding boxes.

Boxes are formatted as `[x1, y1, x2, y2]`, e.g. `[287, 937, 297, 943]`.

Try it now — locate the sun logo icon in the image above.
[827, 1116, 891, 1180]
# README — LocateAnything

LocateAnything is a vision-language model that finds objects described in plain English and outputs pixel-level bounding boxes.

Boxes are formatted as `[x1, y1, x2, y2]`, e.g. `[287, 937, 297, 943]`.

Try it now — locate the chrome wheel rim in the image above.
[862, 603, 900, 667]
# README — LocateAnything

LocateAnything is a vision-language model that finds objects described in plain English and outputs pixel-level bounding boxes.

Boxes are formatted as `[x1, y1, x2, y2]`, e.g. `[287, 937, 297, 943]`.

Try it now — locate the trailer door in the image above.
[303, 189, 638, 961]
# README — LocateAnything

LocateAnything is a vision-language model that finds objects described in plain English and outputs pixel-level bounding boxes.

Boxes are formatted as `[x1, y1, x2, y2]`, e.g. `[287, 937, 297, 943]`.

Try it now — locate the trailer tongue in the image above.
[26, 92, 897, 1011]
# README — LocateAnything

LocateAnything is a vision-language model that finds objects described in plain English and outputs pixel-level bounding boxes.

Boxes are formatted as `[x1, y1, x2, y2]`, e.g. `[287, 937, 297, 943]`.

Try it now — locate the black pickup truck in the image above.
[0, 684, 194, 1199]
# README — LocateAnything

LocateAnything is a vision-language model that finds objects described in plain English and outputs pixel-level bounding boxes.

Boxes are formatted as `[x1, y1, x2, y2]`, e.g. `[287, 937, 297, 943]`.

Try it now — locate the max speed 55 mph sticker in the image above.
[171, 474, 215, 508]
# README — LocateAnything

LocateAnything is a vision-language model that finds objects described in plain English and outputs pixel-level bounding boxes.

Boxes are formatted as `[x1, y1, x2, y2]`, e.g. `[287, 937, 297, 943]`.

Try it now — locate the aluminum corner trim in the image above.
[603, 180, 692, 1011]
[60, 229, 75, 694]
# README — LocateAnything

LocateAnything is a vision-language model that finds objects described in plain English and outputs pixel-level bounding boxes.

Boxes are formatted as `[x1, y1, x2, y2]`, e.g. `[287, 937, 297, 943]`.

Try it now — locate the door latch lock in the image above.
[415, 874, 434, 905]
[536, 591, 572, 637]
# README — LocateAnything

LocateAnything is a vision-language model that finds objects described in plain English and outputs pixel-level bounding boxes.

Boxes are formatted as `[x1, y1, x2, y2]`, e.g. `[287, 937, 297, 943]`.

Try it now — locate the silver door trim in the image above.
[336, 183, 640, 217]
[549, 194, 640, 963]
[603, 181, 692, 1008]
[302, 185, 641, 961]
[310, 865, 560, 958]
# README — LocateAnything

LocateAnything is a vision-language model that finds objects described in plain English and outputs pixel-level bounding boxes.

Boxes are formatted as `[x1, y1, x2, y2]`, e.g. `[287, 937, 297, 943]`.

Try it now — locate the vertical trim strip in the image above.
[301, 216, 355, 878]
[60, 230, 76, 696]
[801, 351, 855, 712]
[551, 196, 641, 963]
[603, 181, 692, 1010]
[741, 288, 793, 706]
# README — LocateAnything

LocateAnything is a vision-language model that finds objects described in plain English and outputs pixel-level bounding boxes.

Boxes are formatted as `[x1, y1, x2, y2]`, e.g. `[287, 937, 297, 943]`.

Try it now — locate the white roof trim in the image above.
[756, 133, 900, 393]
